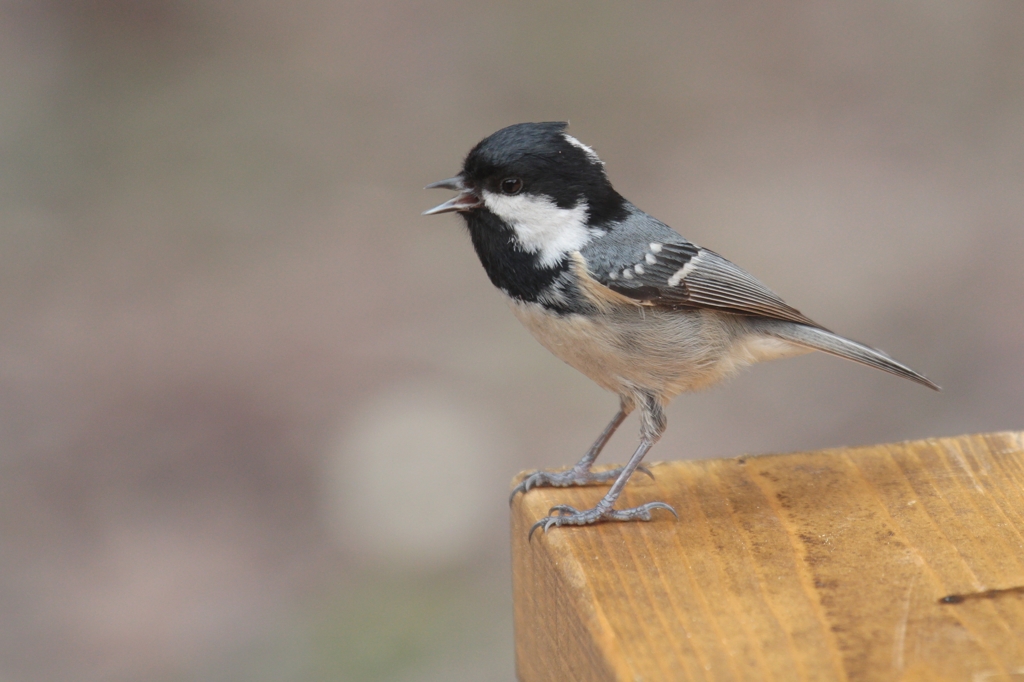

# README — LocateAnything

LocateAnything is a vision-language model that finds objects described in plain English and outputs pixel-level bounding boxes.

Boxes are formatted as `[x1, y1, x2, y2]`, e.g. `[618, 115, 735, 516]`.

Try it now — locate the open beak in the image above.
[422, 176, 483, 215]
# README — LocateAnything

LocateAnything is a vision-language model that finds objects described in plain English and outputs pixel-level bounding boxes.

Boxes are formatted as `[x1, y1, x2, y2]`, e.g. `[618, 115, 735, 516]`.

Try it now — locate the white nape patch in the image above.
[645, 253, 657, 265]
[634, 264, 645, 275]
[667, 255, 701, 287]
[649, 242, 663, 254]
[563, 134, 603, 165]
[482, 192, 592, 267]
[621, 269, 634, 280]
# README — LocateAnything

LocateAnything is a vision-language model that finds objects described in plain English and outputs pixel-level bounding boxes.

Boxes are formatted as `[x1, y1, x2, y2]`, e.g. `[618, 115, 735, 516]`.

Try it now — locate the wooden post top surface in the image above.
[511, 431, 1024, 682]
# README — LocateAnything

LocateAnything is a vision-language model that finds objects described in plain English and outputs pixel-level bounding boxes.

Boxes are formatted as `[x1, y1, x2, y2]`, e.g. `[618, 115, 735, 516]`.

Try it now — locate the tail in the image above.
[756, 320, 941, 391]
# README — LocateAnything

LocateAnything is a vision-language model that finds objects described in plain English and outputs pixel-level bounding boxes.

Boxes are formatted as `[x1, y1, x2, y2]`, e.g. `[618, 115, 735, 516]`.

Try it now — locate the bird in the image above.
[423, 121, 938, 537]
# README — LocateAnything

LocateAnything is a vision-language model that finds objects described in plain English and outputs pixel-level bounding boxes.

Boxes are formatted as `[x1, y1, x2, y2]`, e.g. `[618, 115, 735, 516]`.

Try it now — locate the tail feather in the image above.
[759, 322, 941, 391]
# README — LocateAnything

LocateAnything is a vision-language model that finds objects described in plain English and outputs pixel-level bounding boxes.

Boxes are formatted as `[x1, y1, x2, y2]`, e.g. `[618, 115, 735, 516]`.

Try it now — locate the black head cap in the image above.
[461, 122, 627, 224]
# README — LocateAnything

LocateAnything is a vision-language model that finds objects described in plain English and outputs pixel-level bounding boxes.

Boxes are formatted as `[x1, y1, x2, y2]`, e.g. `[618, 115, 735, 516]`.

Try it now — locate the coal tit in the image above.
[424, 122, 938, 536]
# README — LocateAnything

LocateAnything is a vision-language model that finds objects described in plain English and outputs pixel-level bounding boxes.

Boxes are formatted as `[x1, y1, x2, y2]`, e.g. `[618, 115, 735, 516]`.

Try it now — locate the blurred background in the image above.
[1, 1, 1022, 680]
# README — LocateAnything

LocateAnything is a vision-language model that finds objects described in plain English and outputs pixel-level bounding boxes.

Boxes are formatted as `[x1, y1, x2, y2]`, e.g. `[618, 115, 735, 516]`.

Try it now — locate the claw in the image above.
[636, 465, 655, 481]
[643, 501, 678, 519]
[509, 470, 548, 504]
[510, 469, 577, 504]
[528, 518, 547, 541]
[509, 477, 531, 505]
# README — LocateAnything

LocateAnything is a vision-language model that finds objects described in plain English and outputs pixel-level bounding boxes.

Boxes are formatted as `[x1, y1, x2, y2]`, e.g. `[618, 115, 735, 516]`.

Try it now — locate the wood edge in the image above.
[511, 492, 634, 681]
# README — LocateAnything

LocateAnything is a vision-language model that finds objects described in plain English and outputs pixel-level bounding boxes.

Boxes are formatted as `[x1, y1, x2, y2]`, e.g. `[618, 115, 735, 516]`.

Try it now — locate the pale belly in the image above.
[507, 299, 809, 401]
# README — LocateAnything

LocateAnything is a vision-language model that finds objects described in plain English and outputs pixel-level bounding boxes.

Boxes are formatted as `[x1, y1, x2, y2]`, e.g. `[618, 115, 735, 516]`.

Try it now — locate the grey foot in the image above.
[509, 465, 654, 505]
[528, 501, 677, 539]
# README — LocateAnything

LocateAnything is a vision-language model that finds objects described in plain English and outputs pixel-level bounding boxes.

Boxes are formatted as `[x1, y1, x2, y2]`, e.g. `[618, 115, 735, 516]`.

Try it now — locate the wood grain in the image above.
[511, 431, 1024, 682]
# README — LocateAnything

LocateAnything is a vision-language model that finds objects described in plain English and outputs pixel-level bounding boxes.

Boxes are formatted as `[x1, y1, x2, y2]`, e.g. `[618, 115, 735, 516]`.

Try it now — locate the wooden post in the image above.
[511, 431, 1024, 682]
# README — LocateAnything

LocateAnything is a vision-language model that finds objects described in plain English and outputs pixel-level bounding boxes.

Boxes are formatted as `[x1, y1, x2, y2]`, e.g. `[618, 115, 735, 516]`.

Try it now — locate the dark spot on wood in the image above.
[939, 585, 1024, 605]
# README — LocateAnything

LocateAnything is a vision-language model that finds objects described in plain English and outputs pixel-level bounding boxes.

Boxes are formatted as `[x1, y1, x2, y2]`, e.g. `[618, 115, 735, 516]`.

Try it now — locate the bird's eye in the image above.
[500, 177, 523, 195]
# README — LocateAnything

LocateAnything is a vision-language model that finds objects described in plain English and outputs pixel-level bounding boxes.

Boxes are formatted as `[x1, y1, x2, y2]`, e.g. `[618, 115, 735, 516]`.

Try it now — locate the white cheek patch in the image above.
[563, 134, 603, 165]
[482, 191, 593, 268]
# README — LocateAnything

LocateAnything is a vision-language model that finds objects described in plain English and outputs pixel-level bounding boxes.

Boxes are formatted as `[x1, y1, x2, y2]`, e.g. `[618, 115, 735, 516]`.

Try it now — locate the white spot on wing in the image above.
[482, 192, 592, 268]
[667, 253, 701, 287]
[649, 242, 663, 254]
[563, 134, 603, 165]
[634, 264, 645, 275]
[621, 269, 634, 280]
[608, 271, 618, 280]
[645, 253, 657, 265]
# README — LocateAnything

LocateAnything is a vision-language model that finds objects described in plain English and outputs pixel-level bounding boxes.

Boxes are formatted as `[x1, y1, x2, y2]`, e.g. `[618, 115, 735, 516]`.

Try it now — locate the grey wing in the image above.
[583, 214, 821, 327]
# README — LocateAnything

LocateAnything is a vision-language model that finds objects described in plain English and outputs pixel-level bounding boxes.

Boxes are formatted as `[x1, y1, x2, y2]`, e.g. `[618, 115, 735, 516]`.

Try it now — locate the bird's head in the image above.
[424, 122, 626, 267]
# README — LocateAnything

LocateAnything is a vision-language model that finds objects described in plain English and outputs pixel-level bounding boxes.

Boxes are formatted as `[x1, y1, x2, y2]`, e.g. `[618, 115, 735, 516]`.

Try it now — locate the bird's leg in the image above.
[529, 392, 676, 537]
[510, 399, 653, 503]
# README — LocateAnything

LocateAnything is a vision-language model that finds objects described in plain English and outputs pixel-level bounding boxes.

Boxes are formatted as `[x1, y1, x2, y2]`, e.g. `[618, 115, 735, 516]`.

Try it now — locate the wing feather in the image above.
[596, 241, 821, 328]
